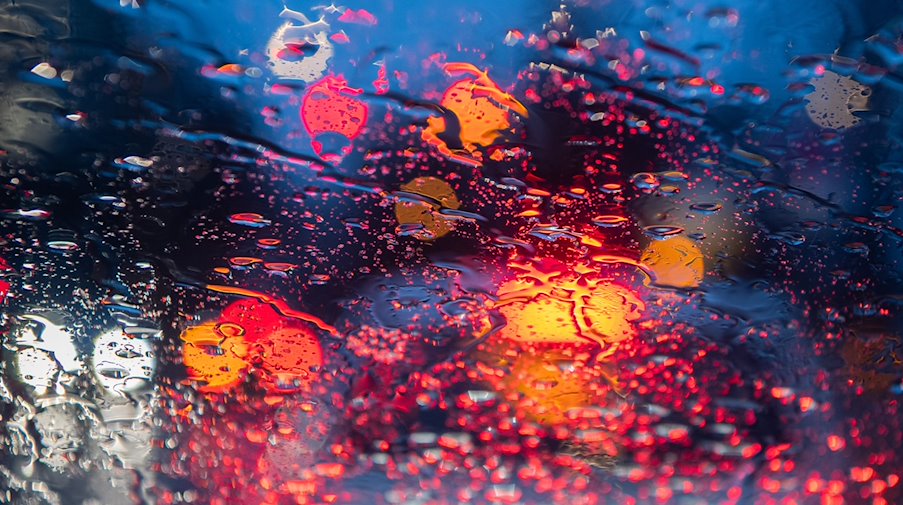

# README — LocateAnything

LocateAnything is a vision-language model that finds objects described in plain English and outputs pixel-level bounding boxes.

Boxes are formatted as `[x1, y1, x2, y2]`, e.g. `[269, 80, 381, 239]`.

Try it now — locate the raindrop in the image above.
[31, 62, 58, 79]
[643, 225, 685, 239]
[631, 172, 660, 192]
[1, 209, 51, 221]
[689, 202, 723, 213]
[257, 238, 282, 249]
[592, 215, 629, 227]
[773, 231, 806, 246]
[228, 213, 272, 228]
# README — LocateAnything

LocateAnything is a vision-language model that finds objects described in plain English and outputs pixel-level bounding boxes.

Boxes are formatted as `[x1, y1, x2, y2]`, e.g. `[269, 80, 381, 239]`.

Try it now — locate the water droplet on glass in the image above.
[228, 213, 272, 228]
[643, 225, 684, 239]
[689, 202, 723, 213]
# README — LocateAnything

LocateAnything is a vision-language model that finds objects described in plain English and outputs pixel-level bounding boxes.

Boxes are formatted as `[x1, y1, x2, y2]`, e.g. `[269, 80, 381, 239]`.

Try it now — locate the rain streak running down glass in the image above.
[1, 0, 903, 504]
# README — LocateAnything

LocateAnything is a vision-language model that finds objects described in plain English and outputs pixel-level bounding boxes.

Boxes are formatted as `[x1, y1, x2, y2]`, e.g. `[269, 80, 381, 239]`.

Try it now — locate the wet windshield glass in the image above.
[1, 1, 903, 504]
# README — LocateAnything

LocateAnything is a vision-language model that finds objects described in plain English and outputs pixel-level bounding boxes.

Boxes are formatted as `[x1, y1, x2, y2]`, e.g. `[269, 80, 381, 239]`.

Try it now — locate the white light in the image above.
[91, 328, 156, 396]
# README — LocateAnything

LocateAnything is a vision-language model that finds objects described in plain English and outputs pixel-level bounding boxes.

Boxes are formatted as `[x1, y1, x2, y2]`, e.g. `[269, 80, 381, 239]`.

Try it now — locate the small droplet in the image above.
[47, 241, 79, 251]
[660, 171, 689, 181]
[689, 202, 723, 213]
[592, 215, 629, 227]
[263, 262, 296, 273]
[773, 231, 805, 246]
[229, 257, 263, 268]
[1, 209, 51, 221]
[257, 238, 282, 249]
[643, 225, 684, 239]
[631, 172, 660, 192]
[31, 62, 57, 79]
[123, 156, 154, 167]
[228, 213, 272, 228]
[842, 242, 869, 255]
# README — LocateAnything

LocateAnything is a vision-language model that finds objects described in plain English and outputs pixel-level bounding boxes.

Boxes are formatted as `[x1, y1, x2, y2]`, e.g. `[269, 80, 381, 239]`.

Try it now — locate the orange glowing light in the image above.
[494, 258, 645, 356]
[478, 257, 643, 429]
[180, 322, 251, 392]
[640, 236, 705, 289]
[181, 297, 328, 394]
[394, 176, 461, 241]
[501, 348, 611, 426]
[422, 63, 527, 166]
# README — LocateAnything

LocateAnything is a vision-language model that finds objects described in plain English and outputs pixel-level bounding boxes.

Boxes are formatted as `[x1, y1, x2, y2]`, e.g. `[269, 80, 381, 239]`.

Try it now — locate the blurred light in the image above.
[394, 176, 461, 241]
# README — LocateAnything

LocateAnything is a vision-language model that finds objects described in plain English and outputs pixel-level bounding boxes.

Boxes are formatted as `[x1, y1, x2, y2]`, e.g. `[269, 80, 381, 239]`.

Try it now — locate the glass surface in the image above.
[1, 1, 902, 504]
